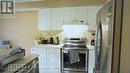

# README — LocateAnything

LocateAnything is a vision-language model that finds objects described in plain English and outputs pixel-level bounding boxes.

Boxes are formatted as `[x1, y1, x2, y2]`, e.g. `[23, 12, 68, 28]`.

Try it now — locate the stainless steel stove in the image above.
[61, 38, 89, 73]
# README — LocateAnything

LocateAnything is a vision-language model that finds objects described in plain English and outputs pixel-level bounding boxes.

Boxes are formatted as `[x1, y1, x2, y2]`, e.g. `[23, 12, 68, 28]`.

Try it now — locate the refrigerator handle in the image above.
[94, 22, 103, 71]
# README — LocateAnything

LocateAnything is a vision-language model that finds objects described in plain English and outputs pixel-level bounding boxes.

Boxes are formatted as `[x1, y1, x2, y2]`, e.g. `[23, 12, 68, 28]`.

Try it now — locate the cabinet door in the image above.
[62, 7, 88, 24]
[31, 47, 47, 73]
[49, 8, 62, 30]
[38, 48, 47, 73]
[38, 9, 50, 30]
[62, 7, 75, 24]
[74, 7, 87, 22]
[46, 48, 60, 72]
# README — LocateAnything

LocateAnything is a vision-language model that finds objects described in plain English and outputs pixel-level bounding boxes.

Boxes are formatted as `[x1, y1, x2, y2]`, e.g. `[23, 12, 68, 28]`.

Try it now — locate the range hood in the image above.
[62, 24, 88, 38]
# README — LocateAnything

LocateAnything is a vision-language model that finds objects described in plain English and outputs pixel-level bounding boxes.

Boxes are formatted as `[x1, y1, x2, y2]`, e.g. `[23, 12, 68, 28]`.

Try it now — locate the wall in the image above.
[0, 7, 97, 55]
[119, 0, 130, 72]
[0, 11, 39, 55]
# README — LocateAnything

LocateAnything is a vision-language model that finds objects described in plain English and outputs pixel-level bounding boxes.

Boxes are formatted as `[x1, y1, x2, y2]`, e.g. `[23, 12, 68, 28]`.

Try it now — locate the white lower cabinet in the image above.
[31, 45, 94, 73]
[31, 46, 61, 73]
[31, 47, 46, 73]
[46, 48, 61, 72]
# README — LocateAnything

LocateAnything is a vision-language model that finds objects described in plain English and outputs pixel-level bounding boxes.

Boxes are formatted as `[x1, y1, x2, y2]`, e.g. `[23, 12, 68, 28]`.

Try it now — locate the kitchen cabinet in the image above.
[74, 7, 88, 22]
[38, 9, 50, 30]
[62, 7, 87, 24]
[46, 48, 61, 72]
[31, 47, 46, 73]
[38, 8, 62, 30]
[38, 7, 88, 31]
[38, 6, 101, 30]
[31, 45, 95, 73]
[62, 7, 75, 23]
[49, 8, 62, 30]
[31, 45, 61, 73]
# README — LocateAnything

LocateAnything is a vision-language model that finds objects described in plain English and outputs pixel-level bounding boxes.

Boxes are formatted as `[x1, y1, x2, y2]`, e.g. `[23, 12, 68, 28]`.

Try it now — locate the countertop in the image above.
[32, 44, 64, 48]
[32, 44, 95, 50]
[1, 54, 38, 73]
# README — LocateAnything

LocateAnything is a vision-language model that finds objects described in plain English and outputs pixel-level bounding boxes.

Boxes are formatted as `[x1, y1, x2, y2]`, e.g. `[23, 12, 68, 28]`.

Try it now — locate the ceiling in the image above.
[15, 0, 46, 3]
[16, 0, 106, 9]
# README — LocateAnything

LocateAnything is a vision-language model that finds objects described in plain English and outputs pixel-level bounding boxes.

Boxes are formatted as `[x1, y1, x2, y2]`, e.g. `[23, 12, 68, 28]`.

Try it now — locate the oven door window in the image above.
[62, 49, 87, 72]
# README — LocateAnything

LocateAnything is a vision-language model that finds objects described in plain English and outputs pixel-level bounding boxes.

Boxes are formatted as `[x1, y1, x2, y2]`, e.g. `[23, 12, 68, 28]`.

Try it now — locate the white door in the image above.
[31, 47, 47, 73]
[46, 48, 61, 72]
[38, 9, 50, 30]
[49, 8, 62, 30]
[62, 7, 75, 24]
[74, 7, 87, 23]
[38, 48, 47, 73]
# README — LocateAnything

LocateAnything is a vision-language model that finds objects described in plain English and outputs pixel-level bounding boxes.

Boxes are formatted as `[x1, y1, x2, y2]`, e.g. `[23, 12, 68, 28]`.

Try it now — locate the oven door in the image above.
[61, 48, 89, 73]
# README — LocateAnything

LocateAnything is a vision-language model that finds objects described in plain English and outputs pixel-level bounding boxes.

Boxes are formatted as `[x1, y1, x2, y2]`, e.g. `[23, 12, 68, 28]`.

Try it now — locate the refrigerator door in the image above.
[95, 1, 113, 73]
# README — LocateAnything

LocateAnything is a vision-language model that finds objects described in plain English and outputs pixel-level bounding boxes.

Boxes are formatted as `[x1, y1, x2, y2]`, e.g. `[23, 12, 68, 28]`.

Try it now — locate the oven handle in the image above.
[61, 48, 89, 51]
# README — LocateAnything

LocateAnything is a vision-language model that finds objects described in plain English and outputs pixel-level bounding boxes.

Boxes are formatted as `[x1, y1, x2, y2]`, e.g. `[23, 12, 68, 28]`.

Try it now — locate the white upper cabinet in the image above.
[62, 7, 75, 23]
[38, 9, 50, 30]
[38, 8, 62, 30]
[62, 7, 87, 24]
[38, 6, 101, 30]
[49, 8, 62, 30]
[73, 7, 87, 22]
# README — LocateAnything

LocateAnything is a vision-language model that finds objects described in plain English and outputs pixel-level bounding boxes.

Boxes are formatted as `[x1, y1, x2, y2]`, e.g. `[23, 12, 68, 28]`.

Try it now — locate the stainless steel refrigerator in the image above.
[94, 1, 114, 73]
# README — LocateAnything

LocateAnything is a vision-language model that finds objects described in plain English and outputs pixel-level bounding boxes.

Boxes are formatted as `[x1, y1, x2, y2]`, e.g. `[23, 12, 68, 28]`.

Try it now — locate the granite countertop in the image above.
[1, 54, 38, 73]
[32, 44, 64, 49]
[32, 44, 95, 50]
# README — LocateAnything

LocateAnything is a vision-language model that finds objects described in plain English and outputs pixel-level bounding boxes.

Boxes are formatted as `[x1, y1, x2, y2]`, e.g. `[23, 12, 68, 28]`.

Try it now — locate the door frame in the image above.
[111, 0, 124, 73]
[119, 0, 130, 72]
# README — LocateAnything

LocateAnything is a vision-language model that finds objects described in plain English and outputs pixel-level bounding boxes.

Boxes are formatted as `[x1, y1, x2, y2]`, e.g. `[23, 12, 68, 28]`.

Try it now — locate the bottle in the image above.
[91, 33, 95, 46]
[50, 37, 54, 44]
[55, 37, 60, 45]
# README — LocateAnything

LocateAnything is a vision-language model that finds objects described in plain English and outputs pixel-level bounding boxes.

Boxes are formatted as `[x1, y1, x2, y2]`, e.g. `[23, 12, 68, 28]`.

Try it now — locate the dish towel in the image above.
[69, 50, 80, 64]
